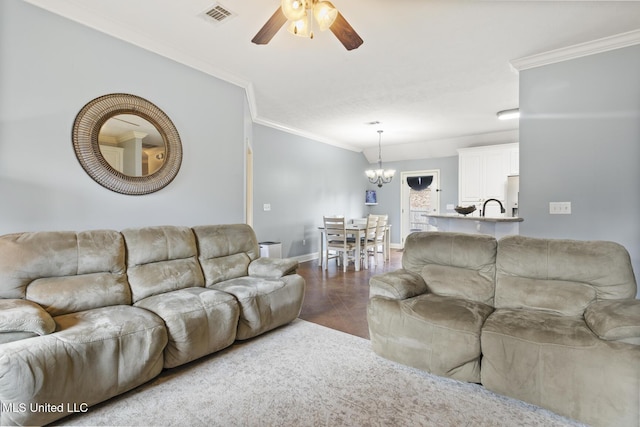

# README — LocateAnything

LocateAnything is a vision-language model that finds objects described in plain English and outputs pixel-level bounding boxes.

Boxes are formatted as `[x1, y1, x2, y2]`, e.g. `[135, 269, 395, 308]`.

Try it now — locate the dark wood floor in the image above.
[297, 250, 403, 339]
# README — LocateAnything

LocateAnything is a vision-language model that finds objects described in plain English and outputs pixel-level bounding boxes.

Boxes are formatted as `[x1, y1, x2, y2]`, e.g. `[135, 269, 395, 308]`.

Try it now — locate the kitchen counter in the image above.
[424, 214, 523, 239]
[426, 214, 523, 223]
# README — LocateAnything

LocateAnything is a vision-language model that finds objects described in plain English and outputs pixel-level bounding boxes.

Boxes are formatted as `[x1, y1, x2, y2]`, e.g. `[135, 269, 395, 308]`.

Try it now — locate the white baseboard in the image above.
[288, 244, 403, 264]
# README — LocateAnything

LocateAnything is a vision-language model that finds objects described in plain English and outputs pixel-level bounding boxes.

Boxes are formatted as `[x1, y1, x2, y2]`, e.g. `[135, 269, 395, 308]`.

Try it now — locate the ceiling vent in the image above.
[201, 3, 236, 26]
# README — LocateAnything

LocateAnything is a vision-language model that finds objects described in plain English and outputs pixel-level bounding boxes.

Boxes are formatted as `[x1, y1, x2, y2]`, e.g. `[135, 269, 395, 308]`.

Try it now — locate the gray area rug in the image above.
[58, 319, 585, 426]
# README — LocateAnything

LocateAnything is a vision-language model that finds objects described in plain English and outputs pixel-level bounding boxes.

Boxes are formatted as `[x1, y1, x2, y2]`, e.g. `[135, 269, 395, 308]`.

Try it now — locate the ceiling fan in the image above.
[252, 0, 363, 51]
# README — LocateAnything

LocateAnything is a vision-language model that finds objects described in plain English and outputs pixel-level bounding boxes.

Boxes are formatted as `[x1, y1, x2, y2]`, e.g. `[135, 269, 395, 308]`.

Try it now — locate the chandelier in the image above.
[365, 130, 395, 188]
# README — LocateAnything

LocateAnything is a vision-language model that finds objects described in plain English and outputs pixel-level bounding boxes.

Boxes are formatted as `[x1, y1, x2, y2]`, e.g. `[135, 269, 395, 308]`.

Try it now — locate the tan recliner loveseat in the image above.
[368, 231, 640, 427]
[0, 224, 305, 426]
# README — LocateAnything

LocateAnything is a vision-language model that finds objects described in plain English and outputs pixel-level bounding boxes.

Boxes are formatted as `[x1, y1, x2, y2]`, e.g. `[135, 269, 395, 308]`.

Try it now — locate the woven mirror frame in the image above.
[72, 93, 182, 195]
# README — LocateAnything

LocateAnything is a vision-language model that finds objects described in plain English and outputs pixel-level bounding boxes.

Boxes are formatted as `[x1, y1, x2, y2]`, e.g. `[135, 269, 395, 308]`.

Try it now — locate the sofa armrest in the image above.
[0, 299, 56, 341]
[249, 257, 299, 279]
[369, 269, 427, 300]
[585, 299, 640, 344]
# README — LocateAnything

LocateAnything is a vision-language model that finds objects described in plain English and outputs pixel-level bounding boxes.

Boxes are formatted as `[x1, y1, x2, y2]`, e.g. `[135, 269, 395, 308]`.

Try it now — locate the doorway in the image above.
[400, 170, 440, 246]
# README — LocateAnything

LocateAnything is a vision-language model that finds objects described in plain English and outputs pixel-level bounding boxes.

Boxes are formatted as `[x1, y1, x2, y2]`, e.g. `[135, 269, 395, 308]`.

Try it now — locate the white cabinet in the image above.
[457, 143, 519, 216]
[458, 152, 483, 203]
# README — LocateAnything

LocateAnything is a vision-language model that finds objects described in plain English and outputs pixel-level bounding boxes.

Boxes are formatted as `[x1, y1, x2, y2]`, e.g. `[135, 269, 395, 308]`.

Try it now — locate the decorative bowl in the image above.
[454, 205, 476, 215]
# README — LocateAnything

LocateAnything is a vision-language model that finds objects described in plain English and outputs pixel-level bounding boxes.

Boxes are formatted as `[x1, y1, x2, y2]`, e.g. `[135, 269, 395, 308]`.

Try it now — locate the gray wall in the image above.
[519, 45, 640, 295]
[250, 125, 460, 258]
[251, 124, 369, 258]
[0, 1, 246, 233]
[251, 128, 460, 257]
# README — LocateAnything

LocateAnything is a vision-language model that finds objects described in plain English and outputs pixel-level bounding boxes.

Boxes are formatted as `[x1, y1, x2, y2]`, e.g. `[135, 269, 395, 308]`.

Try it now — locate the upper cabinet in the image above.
[457, 143, 519, 215]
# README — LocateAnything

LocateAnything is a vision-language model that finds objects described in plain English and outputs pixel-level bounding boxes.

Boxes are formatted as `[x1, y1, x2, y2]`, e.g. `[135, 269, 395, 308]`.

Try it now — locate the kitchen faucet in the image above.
[481, 199, 506, 217]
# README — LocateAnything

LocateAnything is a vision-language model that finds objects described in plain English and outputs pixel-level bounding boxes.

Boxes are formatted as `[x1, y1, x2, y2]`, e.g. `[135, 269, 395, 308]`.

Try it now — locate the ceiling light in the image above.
[253, 0, 363, 50]
[288, 15, 312, 37]
[497, 108, 520, 120]
[313, 1, 338, 31]
[283, 0, 337, 39]
[365, 130, 395, 188]
[281, 0, 306, 21]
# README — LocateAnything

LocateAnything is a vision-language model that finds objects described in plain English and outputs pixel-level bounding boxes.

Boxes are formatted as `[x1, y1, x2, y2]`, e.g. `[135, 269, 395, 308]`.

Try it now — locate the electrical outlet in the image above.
[263, 203, 271, 211]
[446, 204, 455, 210]
[302, 239, 306, 245]
[549, 202, 571, 215]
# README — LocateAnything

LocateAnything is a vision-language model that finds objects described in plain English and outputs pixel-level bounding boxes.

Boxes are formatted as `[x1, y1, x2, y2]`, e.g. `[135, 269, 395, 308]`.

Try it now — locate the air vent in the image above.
[201, 3, 236, 26]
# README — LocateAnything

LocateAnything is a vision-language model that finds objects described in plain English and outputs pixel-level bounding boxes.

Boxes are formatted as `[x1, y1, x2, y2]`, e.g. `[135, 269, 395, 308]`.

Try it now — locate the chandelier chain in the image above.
[365, 129, 395, 188]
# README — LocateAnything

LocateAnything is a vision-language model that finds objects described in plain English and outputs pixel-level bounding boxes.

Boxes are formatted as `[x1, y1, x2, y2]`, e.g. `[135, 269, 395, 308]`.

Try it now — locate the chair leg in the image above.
[377, 243, 385, 264]
[324, 250, 328, 270]
[343, 251, 348, 272]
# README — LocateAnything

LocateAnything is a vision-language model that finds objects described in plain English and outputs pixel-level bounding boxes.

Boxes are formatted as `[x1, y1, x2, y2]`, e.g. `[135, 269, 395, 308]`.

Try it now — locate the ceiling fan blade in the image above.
[329, 11, 363, 50]
[251, 7, 288, 45]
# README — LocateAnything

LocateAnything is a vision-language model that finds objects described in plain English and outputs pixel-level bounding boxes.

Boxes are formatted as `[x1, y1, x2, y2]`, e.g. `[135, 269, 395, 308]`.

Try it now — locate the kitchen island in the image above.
[424, 214, 523, 239]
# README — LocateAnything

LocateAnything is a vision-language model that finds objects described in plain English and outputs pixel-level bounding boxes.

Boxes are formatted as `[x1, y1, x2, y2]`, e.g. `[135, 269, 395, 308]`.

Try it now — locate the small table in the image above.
[318, 223, 390, 271]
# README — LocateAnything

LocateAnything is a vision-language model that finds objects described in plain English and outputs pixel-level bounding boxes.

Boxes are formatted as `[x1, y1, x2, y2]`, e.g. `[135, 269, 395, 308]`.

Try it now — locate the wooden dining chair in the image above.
[361, 214, 379, 269]
[371, 214, 388, 265]
[323, 216, 355, 272]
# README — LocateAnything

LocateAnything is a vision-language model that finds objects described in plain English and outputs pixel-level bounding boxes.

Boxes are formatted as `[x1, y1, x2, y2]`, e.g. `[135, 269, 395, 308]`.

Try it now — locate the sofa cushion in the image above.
[200, 252, 252, 285]
[402, 232, 497, 305]
[248, 257, 298, 278]
[26, 273, 131, 317]
[482, 309, 596, 347]
[208, 275, 305, 340]
[0, 299, 55, 338]
[134, 287, 239, 368]
[421, 264, 494, 306]
[369, 269, 427, 299]
[122, 226, 205, 303]
[585, 299, 640, 344]
[481, 308, 640, 427]
[494, 276, 596, 317]
[192, 224, 260, 286]
[367, 293, 494, 383]
[0, 305, 167, 426]
[496, 236, 637, 315]
[0, 230, 125, 304]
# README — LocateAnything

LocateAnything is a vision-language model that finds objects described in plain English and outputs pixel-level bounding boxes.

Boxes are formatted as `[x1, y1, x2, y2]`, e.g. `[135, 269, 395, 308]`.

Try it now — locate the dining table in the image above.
[317, 221, 390, 271]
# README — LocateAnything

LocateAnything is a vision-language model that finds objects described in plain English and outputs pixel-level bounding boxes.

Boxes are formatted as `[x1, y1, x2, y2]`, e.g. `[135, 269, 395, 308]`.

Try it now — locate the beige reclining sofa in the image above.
[0, 224, 305, 426]
[368, 231, 640, 427]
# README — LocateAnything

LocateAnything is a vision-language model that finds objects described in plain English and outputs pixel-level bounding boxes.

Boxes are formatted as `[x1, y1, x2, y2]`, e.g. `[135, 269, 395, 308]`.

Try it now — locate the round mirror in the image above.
[72, 93, 182, 195]
[99, 114, 166, 177]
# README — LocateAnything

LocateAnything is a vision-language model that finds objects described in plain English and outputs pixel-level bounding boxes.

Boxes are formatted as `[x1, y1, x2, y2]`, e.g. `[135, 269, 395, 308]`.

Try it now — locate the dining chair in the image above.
[371, 214, 388, 265]
[361, 214, 379, 269]
[323, 216, 355, 272]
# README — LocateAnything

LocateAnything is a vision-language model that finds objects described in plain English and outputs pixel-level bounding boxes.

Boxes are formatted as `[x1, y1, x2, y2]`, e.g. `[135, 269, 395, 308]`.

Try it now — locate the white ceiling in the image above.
[23, 0, 640, 162]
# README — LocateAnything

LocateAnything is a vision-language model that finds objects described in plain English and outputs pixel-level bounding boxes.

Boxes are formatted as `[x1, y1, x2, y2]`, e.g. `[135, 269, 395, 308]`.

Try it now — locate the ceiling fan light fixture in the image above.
[253, 0, 362, 50]
[281, 0, 307, 21]
[313, 1, 337, 31]
[287, 15, 313, 38]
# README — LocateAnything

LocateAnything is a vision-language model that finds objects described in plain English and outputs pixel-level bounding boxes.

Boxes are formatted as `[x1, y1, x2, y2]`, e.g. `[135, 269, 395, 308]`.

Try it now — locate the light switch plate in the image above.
[549, 202, 571, 214]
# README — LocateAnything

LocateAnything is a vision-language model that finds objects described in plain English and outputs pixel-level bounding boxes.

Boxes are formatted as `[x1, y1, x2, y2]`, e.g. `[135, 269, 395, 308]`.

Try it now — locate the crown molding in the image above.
[511, 29, 640, 72]
[252, 116, 361, 153]
[23, 0, 351, 151]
